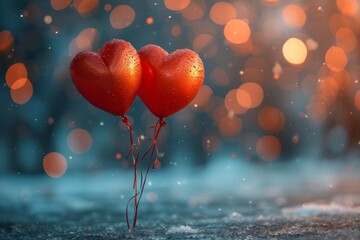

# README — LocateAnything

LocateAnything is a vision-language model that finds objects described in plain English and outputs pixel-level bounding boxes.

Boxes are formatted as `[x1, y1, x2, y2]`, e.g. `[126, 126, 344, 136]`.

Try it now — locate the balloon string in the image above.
[125, 118, 166, 232]
[121, 116, 141, 231]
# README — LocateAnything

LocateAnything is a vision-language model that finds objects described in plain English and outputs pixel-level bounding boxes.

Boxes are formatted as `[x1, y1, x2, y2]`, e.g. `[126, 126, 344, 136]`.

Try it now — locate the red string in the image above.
[125, 118, 166, 232]
[121, 115, 141, 231]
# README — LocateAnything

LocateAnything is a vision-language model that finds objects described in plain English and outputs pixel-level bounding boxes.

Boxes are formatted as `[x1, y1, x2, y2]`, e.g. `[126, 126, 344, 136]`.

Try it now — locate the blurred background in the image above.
[1, 0, 360, 176]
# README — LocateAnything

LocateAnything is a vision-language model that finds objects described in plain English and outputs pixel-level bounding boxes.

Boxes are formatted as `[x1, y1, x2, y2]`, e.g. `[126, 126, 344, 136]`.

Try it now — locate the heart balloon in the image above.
[138, 45, 204, 118]
[70, 39, 141, 116]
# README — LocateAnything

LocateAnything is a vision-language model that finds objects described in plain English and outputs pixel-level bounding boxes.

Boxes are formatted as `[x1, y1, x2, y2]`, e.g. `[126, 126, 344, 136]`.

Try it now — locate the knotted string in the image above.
[125, 118, 166, 232]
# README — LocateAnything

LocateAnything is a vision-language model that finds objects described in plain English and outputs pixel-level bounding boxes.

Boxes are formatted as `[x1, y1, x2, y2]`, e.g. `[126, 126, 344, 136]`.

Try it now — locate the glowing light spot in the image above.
[10, 78, 33, 105]
[171, 25, 181, 37]
[219, 116, 242, 137]
[210, 2, 237, 25]
[236, 82, 264, 109]
[325, 46, 348, 72]
[6, 63, 28, 88]
[224, 19, 251, 45]
[355, 90, 360, 111]
[261, 0, 280, 5]
[110, 5, 135, 29]
[0, 30, 14, 52]
[76, 35, 92, 50]
[44, 15, 52, 24]
[43, 152, 67, 178]
[257, 107, 285, 133]
[180, 1, 205, 20]
[225, 89, 248, 114]
[282, 38, 307, 65]
[272, 62, 283, 80]
[256, 136, 281, 161]
[336, 0, 358, 17]
[69, 28, 99, 55]
[164, 0, 190, 11]
[146, 17, 154, 25]
[11, 78, 27, 90]
[67, 128, 92, 154]
[50, 0, 71, 11]
[335, 27, 357, 52]
[292, 135, 299, 144]
[282, 4, 306, 28]
[115, 153, 122, 159]
[235, 89, 252, 109]
[305, 38, 318, 51]
[73, 0, 99, 15]
[79, 27, 99, 43]
[104, 3, 112, 11]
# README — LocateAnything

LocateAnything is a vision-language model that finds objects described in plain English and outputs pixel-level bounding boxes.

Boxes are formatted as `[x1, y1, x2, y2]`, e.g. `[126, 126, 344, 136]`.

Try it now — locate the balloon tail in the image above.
[126, 118, 166, 231]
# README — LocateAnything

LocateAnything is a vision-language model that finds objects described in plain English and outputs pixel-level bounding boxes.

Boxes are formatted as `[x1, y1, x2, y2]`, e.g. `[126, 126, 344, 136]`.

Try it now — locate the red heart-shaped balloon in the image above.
[138, 45, 204, 118]
[70, 39, 141, 116]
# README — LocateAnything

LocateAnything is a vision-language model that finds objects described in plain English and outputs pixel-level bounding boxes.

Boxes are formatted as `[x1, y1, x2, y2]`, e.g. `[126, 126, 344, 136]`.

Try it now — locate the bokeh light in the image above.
[282, 4, 306, 28]
[191, 85, 213, 110]
[0, 30, 14, 52]
[258, 107, 285, 133]
[110, 5, 135, 29]
[104, 3, 112, 12]
[50, 0, 71, 11]
[146, 17, 154, 25]
[225, 89, 248, 114]
[164, 0, 190, 11]
[256, 135, 281, 161]
[210, 2, 237, 25]
[335, 28, 357, 52]
[261, 0, 280, 6]
[43, 15, 52, 24]
[43, 152, 67, 178]
[192, 33, 218, 58]
[236, 82, 264, 109]
[325, 46, 348, 72]
[336, 0, 358, 17]
[10, 78, 33, 105]
[73, 0, 99, 16]
[67, 128, 93, 154]
[282, 38, 307, 65]
[69, 27, 99, 55]
[6, 63, 27, 88]
[171, 25, 181, 37]
[180, 1, 205, 20]
[224, 19, 250, 45]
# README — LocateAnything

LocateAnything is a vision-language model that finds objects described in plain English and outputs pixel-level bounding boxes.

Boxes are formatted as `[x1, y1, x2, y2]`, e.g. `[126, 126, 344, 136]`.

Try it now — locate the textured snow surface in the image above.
[1, 159, 360, 239]
[167, 225, 199, 234]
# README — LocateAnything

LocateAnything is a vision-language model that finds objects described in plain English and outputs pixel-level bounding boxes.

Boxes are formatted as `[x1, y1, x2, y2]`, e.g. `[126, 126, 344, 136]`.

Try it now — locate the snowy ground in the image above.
[1, 158, 360, 239]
